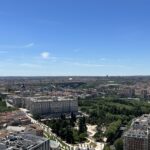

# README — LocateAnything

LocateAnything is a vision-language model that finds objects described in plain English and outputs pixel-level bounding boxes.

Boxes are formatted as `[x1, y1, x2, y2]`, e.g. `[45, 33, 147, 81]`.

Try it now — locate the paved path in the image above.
[87, 124, 105, 150]
[20, 109, 106, 150]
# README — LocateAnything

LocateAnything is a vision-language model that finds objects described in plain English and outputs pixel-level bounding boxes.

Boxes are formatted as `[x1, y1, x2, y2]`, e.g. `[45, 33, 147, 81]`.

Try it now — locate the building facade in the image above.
[7, 95, 78, 115]
[27, 97, 78, 115]
[123, 114, 150, 150]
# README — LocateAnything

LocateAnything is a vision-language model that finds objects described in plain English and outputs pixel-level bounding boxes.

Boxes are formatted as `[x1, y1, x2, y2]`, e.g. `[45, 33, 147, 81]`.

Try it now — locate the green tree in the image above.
[71, 112, 76, 122]
[79, 133, 87, 142]
[105, 119, 121, 142]
[114, 138, 123, 150]
[79, 117, 87, 133]
[103, 144, 111, 150]
[66, 127, 74, 144]
[33, 114, 41, 120]
[61, 113, 66, 120]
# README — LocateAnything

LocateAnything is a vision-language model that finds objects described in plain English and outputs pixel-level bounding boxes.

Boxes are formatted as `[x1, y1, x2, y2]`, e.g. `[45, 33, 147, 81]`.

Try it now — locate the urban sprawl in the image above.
[0, 76, 150, 150]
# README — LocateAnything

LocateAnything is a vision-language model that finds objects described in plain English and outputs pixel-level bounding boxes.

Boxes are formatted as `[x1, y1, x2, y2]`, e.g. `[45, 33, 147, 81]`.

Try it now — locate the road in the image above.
[19, 108, 73, 150]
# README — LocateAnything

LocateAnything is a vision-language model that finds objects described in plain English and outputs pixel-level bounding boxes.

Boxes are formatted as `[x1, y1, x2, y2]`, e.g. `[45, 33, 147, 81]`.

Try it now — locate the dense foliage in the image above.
[103, 144, 111, 150]
[105, 120, 121, 143]
[79, 97, 150, 143]
[114, 138, 123, 150]
[45, 114, 87, 144]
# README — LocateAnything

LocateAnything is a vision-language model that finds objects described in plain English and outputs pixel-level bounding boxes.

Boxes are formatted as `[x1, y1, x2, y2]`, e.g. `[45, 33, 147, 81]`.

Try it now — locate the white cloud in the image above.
[0, 43, 34, 49]
[64, 61, 126, 68]
[41, 52, 50, 59]
[72, 62, 105, 67]
[20, 63, 41, 68]
[24, 43, 34, 48]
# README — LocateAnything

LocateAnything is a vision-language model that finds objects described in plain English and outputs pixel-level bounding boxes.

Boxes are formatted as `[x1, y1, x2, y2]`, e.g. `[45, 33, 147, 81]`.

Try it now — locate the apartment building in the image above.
[27, 96, 78, 115]
[123, 114, 150, 150]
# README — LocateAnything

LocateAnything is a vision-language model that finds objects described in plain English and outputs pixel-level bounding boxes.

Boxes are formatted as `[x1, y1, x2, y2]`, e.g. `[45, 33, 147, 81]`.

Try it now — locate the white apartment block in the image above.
[26, 96, 78, 115]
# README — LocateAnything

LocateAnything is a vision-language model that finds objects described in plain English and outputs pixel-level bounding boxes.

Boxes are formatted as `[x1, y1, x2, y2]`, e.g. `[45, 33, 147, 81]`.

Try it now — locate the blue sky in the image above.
[0, 0, 150, 76]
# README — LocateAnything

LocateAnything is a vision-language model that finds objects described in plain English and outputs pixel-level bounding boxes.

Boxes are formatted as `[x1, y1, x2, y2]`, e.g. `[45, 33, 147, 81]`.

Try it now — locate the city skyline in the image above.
[0, 0, 150, 76]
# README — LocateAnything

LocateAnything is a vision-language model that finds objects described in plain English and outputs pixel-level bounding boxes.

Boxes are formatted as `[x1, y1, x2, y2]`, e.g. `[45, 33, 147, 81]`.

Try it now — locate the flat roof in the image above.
[0, 133, 48, 149]
[30, 96, 76, 102]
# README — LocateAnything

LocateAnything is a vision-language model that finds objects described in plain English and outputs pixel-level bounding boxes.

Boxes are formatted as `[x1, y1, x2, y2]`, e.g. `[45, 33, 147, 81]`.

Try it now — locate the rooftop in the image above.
[0, 133, 48, 150]
[30, 96, 76, 102]
[124, 129, 148, 139]
[124, 114, 150, 139]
